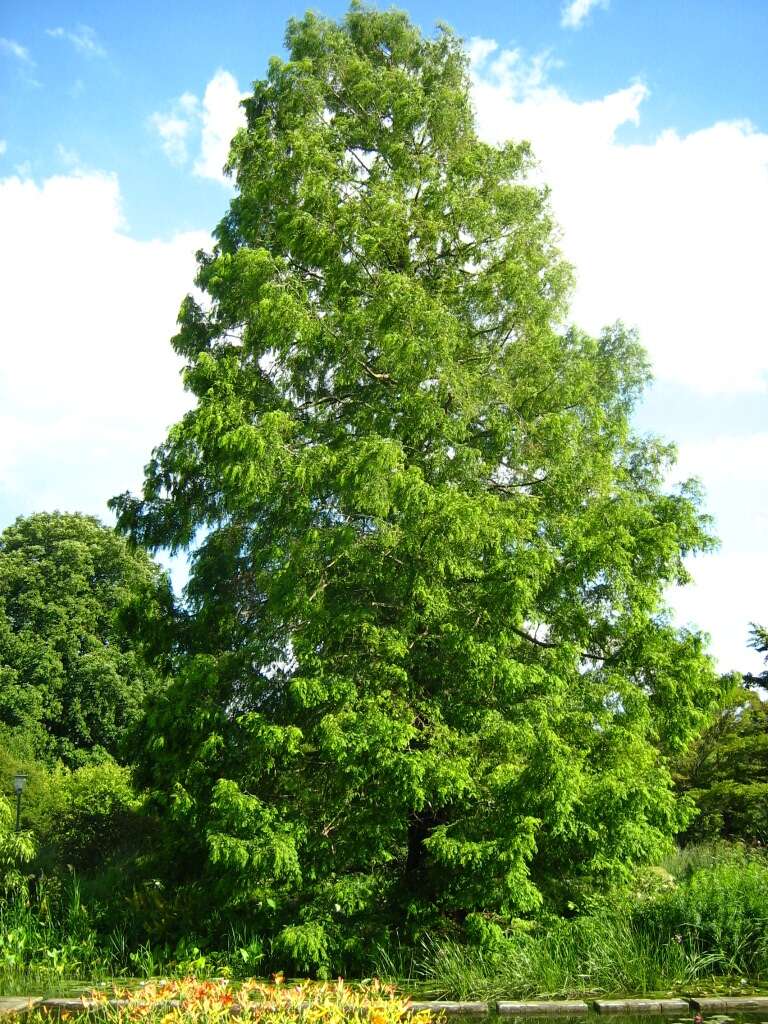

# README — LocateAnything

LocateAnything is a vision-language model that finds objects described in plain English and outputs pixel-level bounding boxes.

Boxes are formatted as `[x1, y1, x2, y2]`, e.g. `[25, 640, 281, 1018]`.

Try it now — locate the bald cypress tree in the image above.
[113, 4, 718, 971]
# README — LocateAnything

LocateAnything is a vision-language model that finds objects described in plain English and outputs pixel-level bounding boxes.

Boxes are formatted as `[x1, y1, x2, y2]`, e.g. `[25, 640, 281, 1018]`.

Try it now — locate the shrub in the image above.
[0, 795, 35, 899]
[36, 761, 140, 872]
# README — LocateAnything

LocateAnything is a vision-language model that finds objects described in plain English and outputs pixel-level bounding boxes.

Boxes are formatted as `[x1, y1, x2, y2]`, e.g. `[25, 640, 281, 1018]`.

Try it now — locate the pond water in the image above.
[451, 1017, 768, 1024]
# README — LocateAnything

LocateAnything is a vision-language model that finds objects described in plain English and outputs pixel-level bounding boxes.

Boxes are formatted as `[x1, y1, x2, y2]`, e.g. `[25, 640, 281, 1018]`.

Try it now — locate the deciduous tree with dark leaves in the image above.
[676, 665, 768, 845]
[0, 512, 169, 764]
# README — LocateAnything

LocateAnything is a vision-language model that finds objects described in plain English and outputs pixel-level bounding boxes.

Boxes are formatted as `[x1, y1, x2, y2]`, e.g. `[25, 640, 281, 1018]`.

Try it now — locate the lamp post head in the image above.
[13, 773, 28, 795]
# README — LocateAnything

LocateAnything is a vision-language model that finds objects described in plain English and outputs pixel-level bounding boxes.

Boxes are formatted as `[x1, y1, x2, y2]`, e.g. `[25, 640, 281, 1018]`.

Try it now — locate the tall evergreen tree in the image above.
[113, 5, 719, 970]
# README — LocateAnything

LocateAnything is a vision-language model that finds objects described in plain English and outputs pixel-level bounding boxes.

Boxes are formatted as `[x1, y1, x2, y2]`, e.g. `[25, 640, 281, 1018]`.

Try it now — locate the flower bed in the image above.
[30, 978, 436, 1024]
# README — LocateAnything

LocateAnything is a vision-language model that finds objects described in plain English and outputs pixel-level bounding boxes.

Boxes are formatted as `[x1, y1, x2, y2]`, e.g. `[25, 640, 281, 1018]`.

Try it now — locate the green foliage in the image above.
[0, 877, 256, 994]
[274, 921, 331, 977]
[635, 854, 768, 977]
[676, 679, 768, 843]
[109, 5, 719, 968]
[0, 737, 145, 883]
[2, 845, 767, 998]
[378, 844, 768, 998]
[0, 877, 107, 992]
[0, 512, 171, 764]
[0, 796, 35, 899]
[35, 762, 140, 872]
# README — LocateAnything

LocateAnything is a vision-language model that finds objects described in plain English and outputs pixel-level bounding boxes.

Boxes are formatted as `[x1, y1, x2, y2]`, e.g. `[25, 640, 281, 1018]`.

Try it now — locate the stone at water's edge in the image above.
[594, 1000, 689, 1014]
[497, 1001, 590, 1014]
[408, 1002, 489, 1014]
[0, 999, 42, 1017]
[691, 997, 768, 1011]
[42, 999, 129, 1012]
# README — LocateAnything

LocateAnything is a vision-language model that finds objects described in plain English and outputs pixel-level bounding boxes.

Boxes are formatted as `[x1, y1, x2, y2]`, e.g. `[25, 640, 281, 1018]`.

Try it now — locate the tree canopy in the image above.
[112, 4, 719, 971]
[0, 512, 170, 764]
[676, 682, 768, 845]
[676, 624, 767, 844]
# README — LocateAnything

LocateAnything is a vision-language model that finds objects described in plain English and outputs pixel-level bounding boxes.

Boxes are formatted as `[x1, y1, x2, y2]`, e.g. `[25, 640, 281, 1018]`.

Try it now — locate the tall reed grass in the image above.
[374, 845, 768, 999]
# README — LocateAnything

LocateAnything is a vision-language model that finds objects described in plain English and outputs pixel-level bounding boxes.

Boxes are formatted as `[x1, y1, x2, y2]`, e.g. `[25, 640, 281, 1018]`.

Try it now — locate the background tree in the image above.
[745, 622, 768, 688]
[0, 512, 170, 765]
[113, 5, 719, 971]
[676, 626, 767, 844]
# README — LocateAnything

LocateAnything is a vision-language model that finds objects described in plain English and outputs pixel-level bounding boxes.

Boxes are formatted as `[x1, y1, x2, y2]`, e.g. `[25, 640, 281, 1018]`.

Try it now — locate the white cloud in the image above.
[46, 25, 106, 58]
[666, 433, 767, 673]
[0, 170, 208, 521]
[561, 0, 609, 29]
[670, 552, 768, 675]
[673, 434, 768, 486]
[193, 70, 248, 181]
[0, 140, 6, 157]
[470, 43, 768, 394]
[0, 37, 33, 64]
[149, 107, 197, 165]
[150, 70, 246, 184]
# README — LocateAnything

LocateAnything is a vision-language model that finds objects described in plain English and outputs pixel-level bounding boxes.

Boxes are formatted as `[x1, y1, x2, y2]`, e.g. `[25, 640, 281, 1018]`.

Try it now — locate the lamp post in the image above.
[13, 773, 28, 832]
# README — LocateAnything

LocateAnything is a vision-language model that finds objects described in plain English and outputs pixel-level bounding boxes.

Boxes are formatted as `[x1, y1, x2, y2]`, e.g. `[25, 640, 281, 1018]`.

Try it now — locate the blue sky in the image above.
[1, 0, 766, 672]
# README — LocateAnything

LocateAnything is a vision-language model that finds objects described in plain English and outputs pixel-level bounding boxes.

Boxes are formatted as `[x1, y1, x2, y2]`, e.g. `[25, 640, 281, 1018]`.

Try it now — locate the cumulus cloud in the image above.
[150, 70, 246, 184]
[469, 42, 768, 394]
[149, 93, 199, 165]
[561, 0, 609, 29]
[0, 37, 34, 64]
[0, 170, 208, 522]
[194, 71, 248, 180]
[150, 113, 193, 164]
[46, 25, 106, 58]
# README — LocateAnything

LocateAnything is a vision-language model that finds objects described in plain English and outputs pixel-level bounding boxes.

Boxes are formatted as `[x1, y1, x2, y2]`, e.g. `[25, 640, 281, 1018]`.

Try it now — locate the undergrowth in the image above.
[373, 844, 768, 999]
[2, 844, 768, 999]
